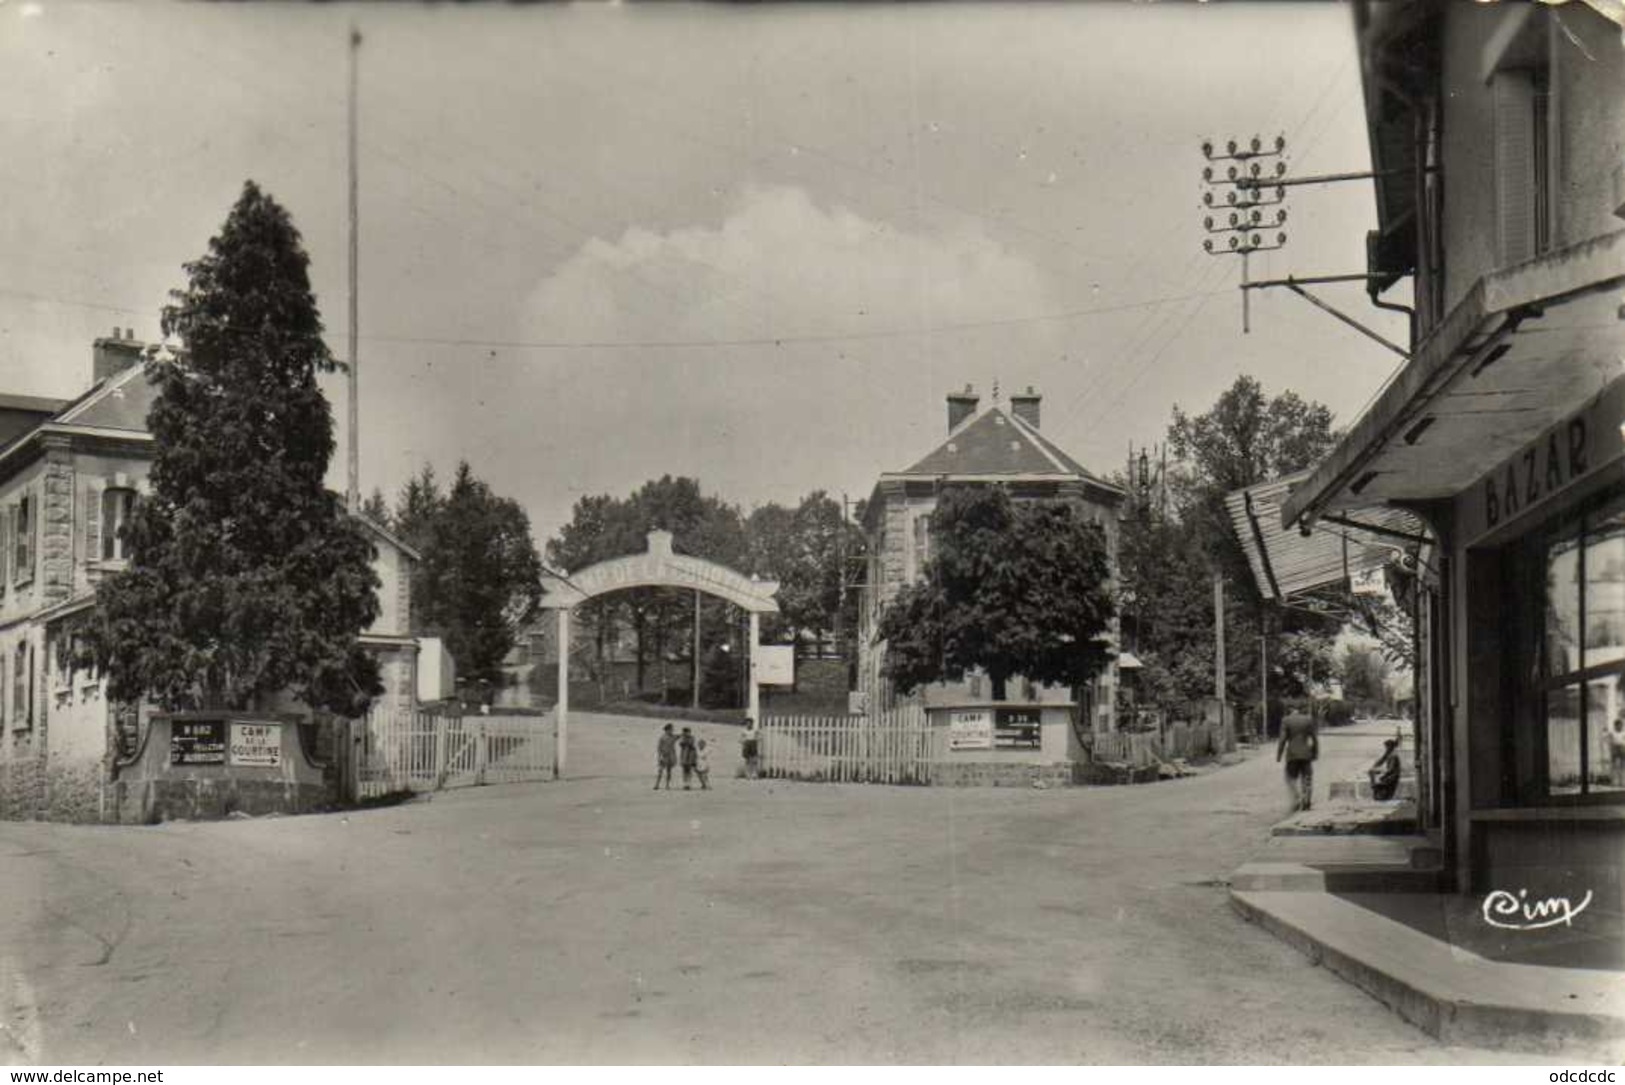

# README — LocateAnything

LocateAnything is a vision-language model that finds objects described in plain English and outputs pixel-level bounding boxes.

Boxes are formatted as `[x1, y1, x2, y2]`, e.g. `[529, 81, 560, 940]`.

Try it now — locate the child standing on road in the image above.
[654, 723, 677, 790]
[679, 726, 699, 790]
[695, 738, 712, 790]
[740, 717, 761, 779]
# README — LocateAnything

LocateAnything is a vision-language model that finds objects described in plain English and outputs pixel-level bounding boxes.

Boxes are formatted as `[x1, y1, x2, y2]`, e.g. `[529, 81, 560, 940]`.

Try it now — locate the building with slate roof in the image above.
[857, 384, 1124, 742]
[0, 331, 420, 822]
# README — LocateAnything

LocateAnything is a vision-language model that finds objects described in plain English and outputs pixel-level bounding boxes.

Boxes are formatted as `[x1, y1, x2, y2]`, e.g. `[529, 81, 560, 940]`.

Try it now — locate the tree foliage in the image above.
[1116, 488, 1217, 705]
[395, 461, 543, 685]
[545, 476, 751, 702]
[1120, 376, 1346, 716]
[876, 486, 1114, 699]
[1339, 642, 1393, 706]
[91, 181, 381, 716]
[745, 490, 863, 647]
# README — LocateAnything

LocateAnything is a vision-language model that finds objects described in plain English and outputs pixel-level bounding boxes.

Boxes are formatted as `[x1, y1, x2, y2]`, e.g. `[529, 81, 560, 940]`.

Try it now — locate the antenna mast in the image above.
[346, 24, 362, 512]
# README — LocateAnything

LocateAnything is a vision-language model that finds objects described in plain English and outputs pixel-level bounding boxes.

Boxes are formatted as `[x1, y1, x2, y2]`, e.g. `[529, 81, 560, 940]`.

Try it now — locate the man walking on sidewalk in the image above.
[1277, 706, 1319, 811]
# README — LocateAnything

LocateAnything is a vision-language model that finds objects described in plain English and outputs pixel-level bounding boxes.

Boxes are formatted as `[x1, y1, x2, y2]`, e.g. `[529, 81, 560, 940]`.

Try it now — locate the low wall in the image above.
[0, 756, 46, 820]
[112, 714, 334, 824]
[0, 753, 109, 823]
[931, 761, 1077, 788]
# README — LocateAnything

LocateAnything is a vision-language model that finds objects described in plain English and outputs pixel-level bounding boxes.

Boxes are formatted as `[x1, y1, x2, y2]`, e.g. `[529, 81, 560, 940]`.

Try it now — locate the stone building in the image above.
[857, 385, 1124, 743]
[1277, 2, 1625, 907]
[0, 332, 419, 822]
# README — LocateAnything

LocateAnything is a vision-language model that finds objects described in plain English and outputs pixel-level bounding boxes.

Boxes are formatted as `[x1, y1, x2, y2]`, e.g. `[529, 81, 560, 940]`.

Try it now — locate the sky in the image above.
[0, 1, 1407, 550]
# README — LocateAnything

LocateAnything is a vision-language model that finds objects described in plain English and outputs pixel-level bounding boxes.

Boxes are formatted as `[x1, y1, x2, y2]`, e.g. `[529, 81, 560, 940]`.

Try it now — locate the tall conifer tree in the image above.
[92, 181, 382, 715]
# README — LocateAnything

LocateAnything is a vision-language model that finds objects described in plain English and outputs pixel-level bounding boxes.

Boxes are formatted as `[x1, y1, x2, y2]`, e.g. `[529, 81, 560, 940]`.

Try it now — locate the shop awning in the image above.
[1226, 470, 1429, 602]
[1281, 229, 1625, 527]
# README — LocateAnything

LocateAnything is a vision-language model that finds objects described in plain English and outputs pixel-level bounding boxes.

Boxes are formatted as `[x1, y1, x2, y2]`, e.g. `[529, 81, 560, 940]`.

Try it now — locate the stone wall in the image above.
[0, 756, 45, 819]
[931, 760, 1078, 788]
[44, 756, 106, 823]
[39, 442, 74, 606]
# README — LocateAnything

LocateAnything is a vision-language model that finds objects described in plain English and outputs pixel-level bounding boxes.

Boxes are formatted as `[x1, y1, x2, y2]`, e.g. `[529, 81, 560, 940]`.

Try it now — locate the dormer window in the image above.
[101, 487, 138, 562]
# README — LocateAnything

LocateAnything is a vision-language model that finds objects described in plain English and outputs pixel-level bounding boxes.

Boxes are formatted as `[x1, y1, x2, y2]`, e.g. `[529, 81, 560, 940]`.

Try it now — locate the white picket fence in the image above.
[1086, 720, 1224, 768]
[759, 705, 935, 785]
[347, 709, 555, 799]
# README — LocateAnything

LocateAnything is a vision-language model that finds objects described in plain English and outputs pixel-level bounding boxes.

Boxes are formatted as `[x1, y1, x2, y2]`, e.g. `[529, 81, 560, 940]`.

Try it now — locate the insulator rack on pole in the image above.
[1198, 134, 1289, 334]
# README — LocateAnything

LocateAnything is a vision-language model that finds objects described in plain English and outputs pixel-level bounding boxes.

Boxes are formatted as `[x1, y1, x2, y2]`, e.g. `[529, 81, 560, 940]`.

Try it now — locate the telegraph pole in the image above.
[1213, 573, 1226, 701]
[345, 24, 362, 512]
[835, 493, 847, 674]
[1199, 135, 1289, 334]
[1259, 629, 1269, 742]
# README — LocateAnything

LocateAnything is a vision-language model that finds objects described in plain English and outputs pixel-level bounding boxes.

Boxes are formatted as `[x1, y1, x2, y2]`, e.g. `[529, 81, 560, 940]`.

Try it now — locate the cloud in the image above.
[496, 186, 1067, 541]
[520, 184, 1055, 347]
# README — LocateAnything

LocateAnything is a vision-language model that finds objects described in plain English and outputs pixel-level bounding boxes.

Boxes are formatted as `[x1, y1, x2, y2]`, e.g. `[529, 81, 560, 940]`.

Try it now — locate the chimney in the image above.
[947, 384, 979, 431]
[92, 327, 143, 384]
[1010, 385, 1041, 429]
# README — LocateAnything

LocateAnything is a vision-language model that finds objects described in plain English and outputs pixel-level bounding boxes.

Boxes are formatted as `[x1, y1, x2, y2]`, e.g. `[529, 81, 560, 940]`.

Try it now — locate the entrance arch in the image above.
[540, 530, 779, 776]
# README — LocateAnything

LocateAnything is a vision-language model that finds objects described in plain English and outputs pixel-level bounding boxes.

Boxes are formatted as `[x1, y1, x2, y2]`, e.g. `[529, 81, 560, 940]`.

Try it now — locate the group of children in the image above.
[654, 719, 763, 790]
[654, 723, 710, 790]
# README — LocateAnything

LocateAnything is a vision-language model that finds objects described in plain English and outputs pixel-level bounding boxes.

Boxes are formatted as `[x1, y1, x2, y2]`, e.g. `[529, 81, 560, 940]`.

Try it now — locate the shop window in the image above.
[101, 487, 137, 562]
[1541, 493, 1625, 797]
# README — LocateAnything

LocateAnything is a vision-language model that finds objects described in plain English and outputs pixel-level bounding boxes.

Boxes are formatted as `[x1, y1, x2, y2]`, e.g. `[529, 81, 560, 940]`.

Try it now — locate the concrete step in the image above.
[1329, 777, 1416, 801]
[1258, 832, 1432, 866]
[1271, 799, 1419, 836]
[1231, 861, 1443, 893]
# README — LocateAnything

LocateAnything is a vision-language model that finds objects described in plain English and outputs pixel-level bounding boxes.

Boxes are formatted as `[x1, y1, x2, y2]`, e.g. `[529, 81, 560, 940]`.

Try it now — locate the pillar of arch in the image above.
[539, 530, 780, 776]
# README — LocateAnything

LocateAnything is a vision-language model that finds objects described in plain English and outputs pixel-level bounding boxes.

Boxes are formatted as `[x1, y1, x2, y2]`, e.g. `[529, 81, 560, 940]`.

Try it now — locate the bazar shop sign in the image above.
[1459, 378, 1625, 544]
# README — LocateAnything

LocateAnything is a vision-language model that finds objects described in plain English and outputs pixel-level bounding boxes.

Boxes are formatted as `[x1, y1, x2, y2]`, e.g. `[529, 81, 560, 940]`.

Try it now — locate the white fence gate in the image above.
[759, 705, 935, 785]
[347, 709, 555, 800]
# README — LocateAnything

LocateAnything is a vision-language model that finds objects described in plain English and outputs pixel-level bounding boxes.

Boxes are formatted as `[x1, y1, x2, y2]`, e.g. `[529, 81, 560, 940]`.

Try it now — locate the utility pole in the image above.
[1159, 443, 1168, 520]
[835, 493, 847, 677]
[692, 589, 702, 710]
[345, 24, 362, 512]
[1213, 573, 1226, 701]
[1199, 134, 1289, 334]
[1259, 623, 1269, 742]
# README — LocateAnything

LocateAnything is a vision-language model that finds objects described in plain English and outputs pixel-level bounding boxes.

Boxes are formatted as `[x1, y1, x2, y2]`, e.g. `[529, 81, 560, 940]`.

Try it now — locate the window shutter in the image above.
[1493, 69, 1537, 266]
[83, 483, 101, 565]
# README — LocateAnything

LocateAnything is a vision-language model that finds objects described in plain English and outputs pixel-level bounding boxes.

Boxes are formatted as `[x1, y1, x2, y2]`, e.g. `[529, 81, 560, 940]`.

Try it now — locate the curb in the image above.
[1230, 889, 1625, 1056]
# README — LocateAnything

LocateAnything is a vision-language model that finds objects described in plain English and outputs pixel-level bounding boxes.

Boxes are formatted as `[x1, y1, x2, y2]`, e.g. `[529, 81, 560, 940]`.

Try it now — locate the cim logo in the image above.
[1480, 887, 1594, 931]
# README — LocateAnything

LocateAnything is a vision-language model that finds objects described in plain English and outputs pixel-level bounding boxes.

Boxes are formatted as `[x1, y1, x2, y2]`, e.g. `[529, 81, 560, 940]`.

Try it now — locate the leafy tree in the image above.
[91, 181, 381, 716]
[360, 487, 391, 527]
[1339, 643, 1392, 706]
[545, 476, 749, 702]
[1162, 376, 1345, 715]
[745, 490, 863, 653]
[876, 485, 1114, 700]
[1276, 628, 1337, 697]
[411, 461, 543, 684]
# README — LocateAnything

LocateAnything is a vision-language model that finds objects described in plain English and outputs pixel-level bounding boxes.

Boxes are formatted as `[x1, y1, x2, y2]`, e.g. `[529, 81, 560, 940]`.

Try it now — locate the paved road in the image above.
[0, 714, 1512, 1065]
